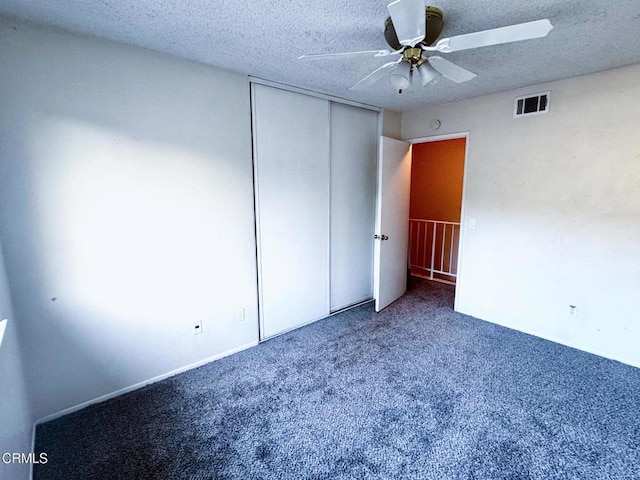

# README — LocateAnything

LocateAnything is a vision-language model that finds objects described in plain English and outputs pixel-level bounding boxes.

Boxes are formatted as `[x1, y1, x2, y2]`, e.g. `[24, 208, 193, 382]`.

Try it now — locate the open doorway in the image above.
[407, 134, 467, 298]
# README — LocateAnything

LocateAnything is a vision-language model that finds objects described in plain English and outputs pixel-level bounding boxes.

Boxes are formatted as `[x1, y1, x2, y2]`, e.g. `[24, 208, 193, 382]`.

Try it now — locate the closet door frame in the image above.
[250, 78, 382, 340]
[249, 78, 382, 115]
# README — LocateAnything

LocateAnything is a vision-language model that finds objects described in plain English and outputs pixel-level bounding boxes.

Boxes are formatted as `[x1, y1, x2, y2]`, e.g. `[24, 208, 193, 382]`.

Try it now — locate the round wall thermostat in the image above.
[431, 119, 441, 130]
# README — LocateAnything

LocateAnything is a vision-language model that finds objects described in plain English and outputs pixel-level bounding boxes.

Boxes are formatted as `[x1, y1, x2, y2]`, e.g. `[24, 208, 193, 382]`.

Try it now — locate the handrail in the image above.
[409, 219, 460, 284]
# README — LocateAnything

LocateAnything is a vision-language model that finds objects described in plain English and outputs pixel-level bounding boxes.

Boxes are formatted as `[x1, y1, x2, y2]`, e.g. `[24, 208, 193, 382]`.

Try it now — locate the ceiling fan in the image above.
[299, 0, 553, 93]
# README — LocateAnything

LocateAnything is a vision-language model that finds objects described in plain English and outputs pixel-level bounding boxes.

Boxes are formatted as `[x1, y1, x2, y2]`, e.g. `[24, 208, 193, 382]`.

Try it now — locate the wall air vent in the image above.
[514, 92, 550, 118]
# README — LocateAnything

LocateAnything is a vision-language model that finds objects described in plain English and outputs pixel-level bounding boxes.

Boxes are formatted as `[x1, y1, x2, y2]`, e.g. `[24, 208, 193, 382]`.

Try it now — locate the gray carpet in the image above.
[34, 279, 640, 479]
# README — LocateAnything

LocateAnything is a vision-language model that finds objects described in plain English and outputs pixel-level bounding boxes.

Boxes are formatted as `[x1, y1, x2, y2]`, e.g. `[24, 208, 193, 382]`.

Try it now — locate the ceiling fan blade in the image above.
[298, 49, 395, 60]
[428, 56, 477, 83]
[350, 59, 403, 90]
[428, 19, 553, 53]
[387, 0, 426, 47]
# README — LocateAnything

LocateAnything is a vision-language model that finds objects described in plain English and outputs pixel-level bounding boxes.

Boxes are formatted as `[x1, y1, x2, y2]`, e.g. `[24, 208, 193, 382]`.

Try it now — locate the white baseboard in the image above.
[35, 341, 258, 426]
[532, 334, 640, 369]
[456, 308, 640, 369]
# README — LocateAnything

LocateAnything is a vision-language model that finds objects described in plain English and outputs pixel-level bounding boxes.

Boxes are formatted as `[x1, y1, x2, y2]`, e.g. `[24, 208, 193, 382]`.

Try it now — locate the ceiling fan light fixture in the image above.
[389, 61, 412, 92]
[417, 61, 441, 87]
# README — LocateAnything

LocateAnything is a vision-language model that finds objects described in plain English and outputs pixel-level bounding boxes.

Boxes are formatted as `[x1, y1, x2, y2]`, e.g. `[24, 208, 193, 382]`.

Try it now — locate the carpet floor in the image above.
[34, 279, 640, 479]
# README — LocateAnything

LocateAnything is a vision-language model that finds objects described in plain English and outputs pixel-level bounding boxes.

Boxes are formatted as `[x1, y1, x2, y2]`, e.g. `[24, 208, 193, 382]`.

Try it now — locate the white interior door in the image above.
[374, 136, 412, 312]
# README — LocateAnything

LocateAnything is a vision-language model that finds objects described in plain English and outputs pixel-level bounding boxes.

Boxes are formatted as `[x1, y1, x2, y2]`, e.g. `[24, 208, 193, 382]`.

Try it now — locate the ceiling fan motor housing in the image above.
[384, 6, 444, 49]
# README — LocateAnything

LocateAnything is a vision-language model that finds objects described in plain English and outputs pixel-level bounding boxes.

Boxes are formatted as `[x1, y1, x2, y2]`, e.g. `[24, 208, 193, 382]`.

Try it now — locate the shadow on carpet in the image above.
[34, 279, 640, 479]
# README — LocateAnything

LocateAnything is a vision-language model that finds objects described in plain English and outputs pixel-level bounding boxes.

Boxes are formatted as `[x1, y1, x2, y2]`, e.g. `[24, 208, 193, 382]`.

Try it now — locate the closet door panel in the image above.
[330, 103, 378, 311]
[253, 84, 330, 338]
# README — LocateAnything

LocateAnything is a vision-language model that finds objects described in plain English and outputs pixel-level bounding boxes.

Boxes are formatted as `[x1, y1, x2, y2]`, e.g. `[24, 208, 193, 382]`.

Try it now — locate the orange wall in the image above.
[409, 138, 466, 222]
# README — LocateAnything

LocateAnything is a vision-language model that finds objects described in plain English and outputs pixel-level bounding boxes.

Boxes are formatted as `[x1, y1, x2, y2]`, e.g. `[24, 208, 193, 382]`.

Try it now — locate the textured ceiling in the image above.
[1, 0, 639, 111]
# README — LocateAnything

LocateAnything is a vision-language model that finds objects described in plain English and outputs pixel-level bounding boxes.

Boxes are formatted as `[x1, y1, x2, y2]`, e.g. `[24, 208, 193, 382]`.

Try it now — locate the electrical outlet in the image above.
[569, 305, 578, 317]
[194, 319, 203, 334]
[235, 308, 246, 322]
[468, 218, 476, 230]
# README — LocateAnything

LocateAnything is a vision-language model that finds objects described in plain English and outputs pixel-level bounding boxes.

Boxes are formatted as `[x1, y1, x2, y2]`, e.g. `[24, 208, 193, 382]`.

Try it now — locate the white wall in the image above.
[382, 110, 402, 139]
[0, 16, 259, 419]
[0, 238, 32, 480]
[403, 64, 640, 367]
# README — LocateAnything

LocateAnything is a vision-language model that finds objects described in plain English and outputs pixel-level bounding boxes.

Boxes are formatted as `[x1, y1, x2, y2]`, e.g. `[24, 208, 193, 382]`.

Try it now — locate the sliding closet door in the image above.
[330, 103, 378, 311]
[252, 84, 330, 339]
